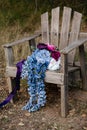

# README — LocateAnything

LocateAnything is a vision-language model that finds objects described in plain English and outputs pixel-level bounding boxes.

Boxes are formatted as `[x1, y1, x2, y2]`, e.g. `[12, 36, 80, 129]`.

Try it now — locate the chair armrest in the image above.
[60, 38, 87, 54]
[3, 33, 41, 48]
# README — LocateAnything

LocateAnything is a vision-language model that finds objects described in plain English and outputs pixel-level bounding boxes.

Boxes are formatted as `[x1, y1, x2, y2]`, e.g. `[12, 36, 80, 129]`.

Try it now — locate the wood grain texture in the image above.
[3, 33, 41, 47]
[79, 45, 87, 90]
[60, 38, 87, 54]
[4, 47, 14, 66]
[51, 7, 60, 47]
[59, 7, 71, 50]
[45, 70, 64, 85]
[68, 11, 82, 64]
[41, 12, 49, 43]
[6, 66, 64, 85]
[61, 54, 68, 117]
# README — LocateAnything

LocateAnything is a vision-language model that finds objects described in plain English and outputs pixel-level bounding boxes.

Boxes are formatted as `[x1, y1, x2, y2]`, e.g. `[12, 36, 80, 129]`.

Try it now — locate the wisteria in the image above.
[21, 49, 51, 112]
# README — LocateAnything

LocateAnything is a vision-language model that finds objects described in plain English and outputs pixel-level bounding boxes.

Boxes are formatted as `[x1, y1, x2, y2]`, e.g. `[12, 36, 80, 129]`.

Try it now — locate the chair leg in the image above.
[7, 77, 16, 103]
[61, 84, 68, 117]
[79, 45, 87, 90]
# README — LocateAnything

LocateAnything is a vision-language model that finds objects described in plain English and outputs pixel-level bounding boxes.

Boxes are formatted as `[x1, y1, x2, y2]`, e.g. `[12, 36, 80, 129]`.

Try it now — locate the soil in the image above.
[0, 47, 87, 130]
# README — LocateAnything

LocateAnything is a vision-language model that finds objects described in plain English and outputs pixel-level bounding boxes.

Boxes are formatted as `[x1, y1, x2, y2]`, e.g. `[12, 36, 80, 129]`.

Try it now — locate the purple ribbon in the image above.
[0, 60, 25, 108]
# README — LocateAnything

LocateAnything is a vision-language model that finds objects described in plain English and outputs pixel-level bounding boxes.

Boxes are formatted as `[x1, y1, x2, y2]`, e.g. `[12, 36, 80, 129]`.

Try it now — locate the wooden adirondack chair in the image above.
[3, 7, 87, 117]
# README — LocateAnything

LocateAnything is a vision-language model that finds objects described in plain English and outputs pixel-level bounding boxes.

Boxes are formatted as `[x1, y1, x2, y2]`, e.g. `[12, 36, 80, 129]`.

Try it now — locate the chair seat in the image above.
[6, 64, 80, 85]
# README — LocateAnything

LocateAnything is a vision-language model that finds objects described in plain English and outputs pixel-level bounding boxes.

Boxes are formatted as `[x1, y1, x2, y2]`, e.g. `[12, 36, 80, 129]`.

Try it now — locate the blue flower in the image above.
[21, 48, 51, 112]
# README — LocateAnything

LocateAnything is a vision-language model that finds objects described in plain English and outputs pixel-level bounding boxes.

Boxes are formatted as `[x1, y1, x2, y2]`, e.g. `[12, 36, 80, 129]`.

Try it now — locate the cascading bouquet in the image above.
[21, 48, 51, 112]
[21, 43, 60, 112]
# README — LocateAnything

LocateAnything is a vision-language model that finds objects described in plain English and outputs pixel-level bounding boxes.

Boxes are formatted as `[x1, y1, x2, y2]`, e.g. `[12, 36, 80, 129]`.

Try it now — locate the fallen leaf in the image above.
[18, 122, 24, 126]
[8, 111, 13, 114]
[4, 115, 8, 118]
[19, 118, 23, 121]
[25, 113, 30, 117]
[13, 105, 16, 107]
[0, 87, 2, 90]
[69, 108, 75, 116]
[83, 126, 87, 130]
[81, 114, 87, 118]
[42, 117, 45, 121]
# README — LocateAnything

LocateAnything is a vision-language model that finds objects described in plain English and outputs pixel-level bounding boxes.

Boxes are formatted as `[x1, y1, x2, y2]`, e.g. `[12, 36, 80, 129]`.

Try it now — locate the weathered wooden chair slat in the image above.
[41, 12, 49, 43]
[51, 7, 60, 47]
[3, 6, 87, 117]
[59, 7, 71, 50]
[68, 11, 82, 64]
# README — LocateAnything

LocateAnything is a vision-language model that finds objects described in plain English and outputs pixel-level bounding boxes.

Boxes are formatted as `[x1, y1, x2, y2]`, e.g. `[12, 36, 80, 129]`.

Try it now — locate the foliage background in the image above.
[0, 0, 87, 30]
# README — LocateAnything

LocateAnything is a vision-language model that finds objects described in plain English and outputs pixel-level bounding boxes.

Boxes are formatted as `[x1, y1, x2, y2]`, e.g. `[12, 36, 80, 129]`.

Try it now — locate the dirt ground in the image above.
[0, 47, 87, 130]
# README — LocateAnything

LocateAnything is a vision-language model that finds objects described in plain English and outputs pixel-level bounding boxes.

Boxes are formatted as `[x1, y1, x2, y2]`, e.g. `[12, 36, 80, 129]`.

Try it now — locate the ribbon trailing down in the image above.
[0, 60, 25, 108]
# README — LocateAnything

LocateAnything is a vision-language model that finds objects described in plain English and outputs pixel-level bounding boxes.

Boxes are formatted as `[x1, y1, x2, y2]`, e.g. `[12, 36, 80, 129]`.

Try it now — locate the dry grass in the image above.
[0, 23, 40, 64]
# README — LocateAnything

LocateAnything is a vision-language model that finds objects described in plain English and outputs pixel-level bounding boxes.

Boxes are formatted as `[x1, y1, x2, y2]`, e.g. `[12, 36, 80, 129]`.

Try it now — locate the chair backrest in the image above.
[41, 7, 82, 65]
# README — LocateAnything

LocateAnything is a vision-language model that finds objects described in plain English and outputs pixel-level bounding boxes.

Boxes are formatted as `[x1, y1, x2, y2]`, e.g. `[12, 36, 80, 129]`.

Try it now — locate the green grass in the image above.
[0, 0, 86, 30]
[0, 0, 51, 30]
[0, 1, 37, 29]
